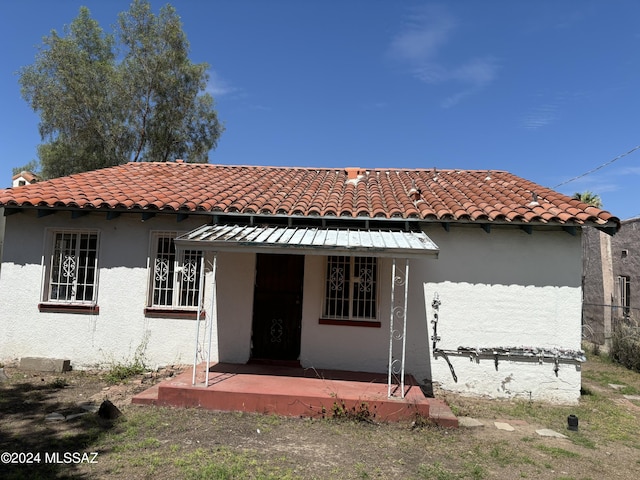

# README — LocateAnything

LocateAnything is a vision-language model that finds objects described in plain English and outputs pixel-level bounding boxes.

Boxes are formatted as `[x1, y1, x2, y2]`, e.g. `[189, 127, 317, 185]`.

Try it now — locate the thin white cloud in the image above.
[389, 5, 455, 63]
[521, 104, 559, 130]
[388, 5, 499, 106]
[618, 166, 640, 176]
[451, 57, 498, 87]
[206, 70, 237, 97]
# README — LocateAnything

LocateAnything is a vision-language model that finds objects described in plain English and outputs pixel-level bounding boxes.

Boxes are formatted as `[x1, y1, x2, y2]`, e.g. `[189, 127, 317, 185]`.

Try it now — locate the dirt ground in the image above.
[1, 359, 639, 479]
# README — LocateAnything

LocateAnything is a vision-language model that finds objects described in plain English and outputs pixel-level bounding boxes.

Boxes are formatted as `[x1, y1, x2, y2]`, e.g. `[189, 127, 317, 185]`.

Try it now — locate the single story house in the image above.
[0, 161, 619, 403]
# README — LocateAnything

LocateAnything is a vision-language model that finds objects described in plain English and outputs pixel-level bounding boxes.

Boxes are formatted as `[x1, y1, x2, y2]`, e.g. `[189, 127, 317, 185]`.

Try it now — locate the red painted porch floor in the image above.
[132, 363, 458, 427]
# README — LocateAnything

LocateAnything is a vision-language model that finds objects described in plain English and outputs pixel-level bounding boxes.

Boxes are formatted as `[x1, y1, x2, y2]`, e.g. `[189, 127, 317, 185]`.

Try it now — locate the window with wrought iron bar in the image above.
[617, 275, 631, 317]
[324, 256, 377, 321]
[40, 230, 100, 311]
[148, 233, 203, 312]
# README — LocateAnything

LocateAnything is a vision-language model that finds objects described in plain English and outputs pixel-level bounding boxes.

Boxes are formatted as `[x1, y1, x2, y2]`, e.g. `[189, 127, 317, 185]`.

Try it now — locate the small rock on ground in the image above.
[494, 422, 515, 431]
[536, 428, 568, 439]
[458, 417, 484, 428]
[45, 412, 65, 422]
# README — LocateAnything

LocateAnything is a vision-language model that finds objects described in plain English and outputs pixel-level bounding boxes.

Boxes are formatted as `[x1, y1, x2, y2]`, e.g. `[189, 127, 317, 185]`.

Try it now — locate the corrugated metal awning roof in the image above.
[174, 224, 439, 258]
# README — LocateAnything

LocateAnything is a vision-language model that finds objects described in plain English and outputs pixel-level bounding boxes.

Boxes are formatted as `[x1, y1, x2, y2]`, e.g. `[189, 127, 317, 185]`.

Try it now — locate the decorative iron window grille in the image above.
[324, 256, 377, 320]
[48, 231, 99, 303]
[150, 233, 202, 308]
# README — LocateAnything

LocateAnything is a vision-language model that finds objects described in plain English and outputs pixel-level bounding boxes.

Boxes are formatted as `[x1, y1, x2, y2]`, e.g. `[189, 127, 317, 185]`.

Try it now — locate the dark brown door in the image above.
[251, 253, 304, 360]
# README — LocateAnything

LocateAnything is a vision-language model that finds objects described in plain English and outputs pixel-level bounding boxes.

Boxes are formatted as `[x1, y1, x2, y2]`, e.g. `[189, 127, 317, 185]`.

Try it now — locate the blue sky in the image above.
[1, 1, 640, 219]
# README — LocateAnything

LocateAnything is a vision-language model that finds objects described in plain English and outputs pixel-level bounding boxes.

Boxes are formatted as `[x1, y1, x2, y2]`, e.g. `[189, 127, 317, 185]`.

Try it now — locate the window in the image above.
[41, 230, 100, 311]
[617, 275, 631, 317]
[148, 233, 202, 312]
[324, 256, 377, 320]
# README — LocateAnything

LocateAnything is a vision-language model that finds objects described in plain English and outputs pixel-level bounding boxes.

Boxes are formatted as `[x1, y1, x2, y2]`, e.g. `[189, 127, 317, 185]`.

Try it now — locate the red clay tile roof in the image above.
[0, 162, 620, 228]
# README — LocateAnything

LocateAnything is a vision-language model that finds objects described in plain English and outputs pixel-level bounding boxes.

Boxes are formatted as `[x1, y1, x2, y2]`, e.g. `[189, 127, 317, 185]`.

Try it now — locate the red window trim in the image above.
[38, 303, 100, 315]
[144, 307, 205, 320]
[319, 318, 381, 328]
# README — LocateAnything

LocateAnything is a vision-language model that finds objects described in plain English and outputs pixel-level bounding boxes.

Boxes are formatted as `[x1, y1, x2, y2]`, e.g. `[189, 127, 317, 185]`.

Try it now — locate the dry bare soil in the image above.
[1, 353, 639, 479]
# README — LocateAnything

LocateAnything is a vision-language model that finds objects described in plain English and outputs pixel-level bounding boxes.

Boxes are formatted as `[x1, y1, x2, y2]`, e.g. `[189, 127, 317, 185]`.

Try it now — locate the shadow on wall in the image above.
[423, 226, 582, 289]
[0, 212, 210, 270]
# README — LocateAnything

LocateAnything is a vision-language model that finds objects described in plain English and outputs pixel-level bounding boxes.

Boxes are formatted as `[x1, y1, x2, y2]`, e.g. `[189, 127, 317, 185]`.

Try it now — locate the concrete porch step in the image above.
[132, 363, 458, 427]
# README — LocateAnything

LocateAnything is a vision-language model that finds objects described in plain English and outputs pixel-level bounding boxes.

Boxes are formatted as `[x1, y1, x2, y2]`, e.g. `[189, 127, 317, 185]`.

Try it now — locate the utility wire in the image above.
[553, 144, 640, 189]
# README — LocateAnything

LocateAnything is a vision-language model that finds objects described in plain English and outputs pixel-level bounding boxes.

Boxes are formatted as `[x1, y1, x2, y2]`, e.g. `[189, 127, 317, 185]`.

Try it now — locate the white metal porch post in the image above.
[192, 253, 218, 386]
[387, 257, 410, 398]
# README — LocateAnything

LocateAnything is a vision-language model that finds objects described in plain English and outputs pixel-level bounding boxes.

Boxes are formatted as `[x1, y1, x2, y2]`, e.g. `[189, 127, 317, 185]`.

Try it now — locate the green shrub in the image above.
[610, 323, 640, 373]
[105, 360, 145, 384]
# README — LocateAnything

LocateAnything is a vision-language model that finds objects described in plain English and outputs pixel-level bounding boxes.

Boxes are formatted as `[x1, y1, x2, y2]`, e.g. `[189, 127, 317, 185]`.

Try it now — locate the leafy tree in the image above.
[572, 191, 603, 208]
[12, 160, 41, 177]
[19, 0, 223, 178]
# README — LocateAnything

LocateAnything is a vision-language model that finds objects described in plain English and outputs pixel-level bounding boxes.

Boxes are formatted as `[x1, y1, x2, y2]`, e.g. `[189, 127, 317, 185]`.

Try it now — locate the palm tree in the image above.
[573, 191, 603, 208]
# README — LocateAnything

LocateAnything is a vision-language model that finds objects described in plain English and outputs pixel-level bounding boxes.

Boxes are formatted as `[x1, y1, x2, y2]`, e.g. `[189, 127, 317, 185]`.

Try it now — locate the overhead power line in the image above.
[552, 144, 640, 189]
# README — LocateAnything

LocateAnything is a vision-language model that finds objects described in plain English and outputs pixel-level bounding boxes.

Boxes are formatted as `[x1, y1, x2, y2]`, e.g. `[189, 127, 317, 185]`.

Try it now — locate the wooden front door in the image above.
[251, 253, 304, 361]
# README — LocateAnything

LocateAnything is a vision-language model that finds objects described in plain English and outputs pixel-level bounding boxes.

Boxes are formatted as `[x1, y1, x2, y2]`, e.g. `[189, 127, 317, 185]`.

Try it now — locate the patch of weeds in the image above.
[257, 413, 282, 432]
[610, 323, 640, 373]
[136, 437, 161, 449]
[411, 413, 436, 429]
[124, 409, 165, 433]
[489, 442, 516, 467]
[582, 341, 601, 357]
[105, 361, 145, 384]
[417, 462, 458, 480]
[331, 400, 375, 423]
[104, 332, 149, 384]
[535, 445, 580, 459]
[48, 377, 67, 388]
[418, 461, 487, 480]
[619, 385, 640, 395]
[520, 455, 536, 466]
[174, 447, 299, 480]
[354, 462, 371, 478]
[462, 462, 487, 479]
[570, 433, 596, 449]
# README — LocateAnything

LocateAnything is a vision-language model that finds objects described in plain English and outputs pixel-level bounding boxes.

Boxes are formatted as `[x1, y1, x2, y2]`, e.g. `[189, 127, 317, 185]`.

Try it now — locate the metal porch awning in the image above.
[174, 224, 439, 258]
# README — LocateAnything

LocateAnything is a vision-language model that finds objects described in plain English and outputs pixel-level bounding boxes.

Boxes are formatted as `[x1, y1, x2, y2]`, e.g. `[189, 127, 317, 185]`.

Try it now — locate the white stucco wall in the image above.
[0, 211, 242, 369]
[0, 212, 583, 402]
[299, 225, 583, 403]
[420, 226, 583, 403]
[300, 255, 393, 373]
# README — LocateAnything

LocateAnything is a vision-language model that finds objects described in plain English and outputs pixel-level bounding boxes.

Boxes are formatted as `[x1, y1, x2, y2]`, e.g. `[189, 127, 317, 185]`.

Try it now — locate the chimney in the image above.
[345, 167, 363, 180]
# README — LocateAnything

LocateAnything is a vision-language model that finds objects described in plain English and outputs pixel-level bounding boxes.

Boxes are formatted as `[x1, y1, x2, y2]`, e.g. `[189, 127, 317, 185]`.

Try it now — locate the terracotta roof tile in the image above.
[0, 162, 620, 229]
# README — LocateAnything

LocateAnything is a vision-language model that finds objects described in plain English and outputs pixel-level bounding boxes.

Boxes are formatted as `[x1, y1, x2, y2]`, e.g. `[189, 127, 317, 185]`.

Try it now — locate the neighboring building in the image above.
[0, 162, 620, 403]
[11, 170, 42, 187]
[583, 217, 640, 345]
